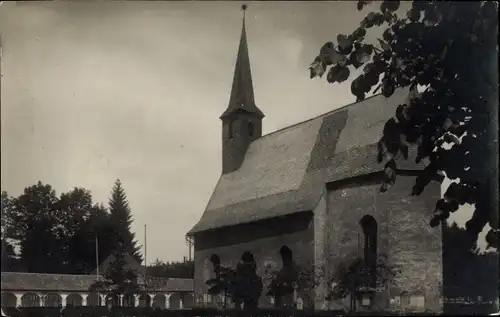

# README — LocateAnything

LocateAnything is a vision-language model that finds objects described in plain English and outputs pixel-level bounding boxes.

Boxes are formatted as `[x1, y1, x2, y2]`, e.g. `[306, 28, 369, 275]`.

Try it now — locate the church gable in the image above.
[189, 88, 425, 235]
[93, 252, 145, 277]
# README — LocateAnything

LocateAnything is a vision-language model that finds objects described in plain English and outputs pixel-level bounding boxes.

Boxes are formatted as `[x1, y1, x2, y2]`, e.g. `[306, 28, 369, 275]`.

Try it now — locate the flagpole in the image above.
[144, 224, 147, 291]
[95, 233, 100, 306]
[95, 233, 100, 279]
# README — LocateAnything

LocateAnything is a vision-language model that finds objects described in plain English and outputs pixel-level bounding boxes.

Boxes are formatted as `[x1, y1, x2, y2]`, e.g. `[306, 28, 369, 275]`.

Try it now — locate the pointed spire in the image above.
[220, 4, 264, 119]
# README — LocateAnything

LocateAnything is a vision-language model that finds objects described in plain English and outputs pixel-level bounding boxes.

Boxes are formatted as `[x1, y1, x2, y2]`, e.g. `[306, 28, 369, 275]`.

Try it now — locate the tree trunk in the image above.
[350, 290, 356, 312]
[274, 295, 282, 308]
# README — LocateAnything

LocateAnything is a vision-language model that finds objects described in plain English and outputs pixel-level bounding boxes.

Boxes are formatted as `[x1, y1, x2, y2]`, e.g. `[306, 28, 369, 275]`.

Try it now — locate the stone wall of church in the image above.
[320, 174, 442, 313]
[192, 212, 315, 309]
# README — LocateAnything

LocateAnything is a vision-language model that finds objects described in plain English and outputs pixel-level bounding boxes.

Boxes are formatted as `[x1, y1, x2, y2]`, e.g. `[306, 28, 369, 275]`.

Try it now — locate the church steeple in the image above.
[220, 4, 264, 119]
[220, 5, 264, 174]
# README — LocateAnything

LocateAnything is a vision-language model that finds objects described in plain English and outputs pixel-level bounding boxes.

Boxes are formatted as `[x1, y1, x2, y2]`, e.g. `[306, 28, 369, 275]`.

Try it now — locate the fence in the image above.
[0, 307, 444, 317]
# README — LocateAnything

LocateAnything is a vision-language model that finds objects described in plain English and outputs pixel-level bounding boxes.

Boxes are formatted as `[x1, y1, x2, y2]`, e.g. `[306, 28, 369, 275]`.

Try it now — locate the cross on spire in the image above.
[241, 4, 247, 30]
[220, 4, 264, 119]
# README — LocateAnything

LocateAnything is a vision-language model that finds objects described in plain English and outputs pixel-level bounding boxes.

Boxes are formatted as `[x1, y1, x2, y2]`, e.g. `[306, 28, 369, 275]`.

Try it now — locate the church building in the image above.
[187, 8, 443, 313]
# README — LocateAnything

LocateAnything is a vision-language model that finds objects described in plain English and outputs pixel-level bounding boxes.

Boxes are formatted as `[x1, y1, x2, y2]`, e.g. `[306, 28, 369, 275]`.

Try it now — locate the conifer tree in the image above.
[108, 179, 142, 263]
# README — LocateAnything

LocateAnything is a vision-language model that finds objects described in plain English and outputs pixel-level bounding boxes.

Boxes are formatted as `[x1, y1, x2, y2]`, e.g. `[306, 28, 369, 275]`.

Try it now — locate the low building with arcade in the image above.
[0, 253, 194, 309]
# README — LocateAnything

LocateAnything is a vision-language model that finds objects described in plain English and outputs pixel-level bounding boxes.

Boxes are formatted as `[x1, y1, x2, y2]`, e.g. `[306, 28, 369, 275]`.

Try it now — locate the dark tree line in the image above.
[146, 259, 194, 279]
[1, 179, 142, 274]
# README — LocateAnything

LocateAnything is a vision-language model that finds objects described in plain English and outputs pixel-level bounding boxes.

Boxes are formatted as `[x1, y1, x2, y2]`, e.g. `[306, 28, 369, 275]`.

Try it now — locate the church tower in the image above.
[220, 5, 265, 174]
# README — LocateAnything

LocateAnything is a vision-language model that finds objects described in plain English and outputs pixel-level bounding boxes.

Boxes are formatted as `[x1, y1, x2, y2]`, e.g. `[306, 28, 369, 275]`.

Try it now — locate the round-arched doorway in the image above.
[66, 293, 83, 307]
[44, 293, 62, 307]
[21, 293, 40, 307]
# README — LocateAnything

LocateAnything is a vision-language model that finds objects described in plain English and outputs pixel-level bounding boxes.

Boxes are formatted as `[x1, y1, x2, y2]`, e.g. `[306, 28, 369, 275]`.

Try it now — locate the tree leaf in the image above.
[357, 1, 364, 11]
[381, 159, 397, 192]
[352, 27, 367, 41]
[337, 34, 354, 52]
[423, 6, 442, 27]
[485, 229, 499, 249]
[377, 38, 391, 51]
[399, 135, 409, 159]
[351, 77, 366, 101]
[443, 133, 461, 145]
[407, 7, 421, 22]
[337, 66, 351, 83]
[320, 42, 347, 66]
[395, 104, 409, 123]
[412, 163, 438, 196]
[328, 65, 351, 84]
[355, 45, 374, 65]
[357, 0, 372, 11]
[309, 57, 326, 78]
[381, 78, 396, 97]
[365, 71, 379, 87]
[380, 0, 400, 14]
[363, 12, 386, 28]
[382, 29, 394, 42]
[356, 50, 371, 64]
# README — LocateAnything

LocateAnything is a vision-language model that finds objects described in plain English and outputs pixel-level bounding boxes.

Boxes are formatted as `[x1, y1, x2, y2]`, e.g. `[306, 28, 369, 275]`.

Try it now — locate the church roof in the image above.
[220, 7, 264, 119]
[188, 88, 426, 235]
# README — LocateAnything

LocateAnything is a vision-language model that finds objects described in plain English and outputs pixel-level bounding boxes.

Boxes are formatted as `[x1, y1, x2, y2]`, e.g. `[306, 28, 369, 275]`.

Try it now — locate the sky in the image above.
[0, 1, 489, 264]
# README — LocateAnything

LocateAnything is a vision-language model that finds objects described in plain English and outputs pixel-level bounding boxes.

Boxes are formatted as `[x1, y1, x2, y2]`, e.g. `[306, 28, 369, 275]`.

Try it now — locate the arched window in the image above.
[229, 122, 234, 139]
[210, 254, 221, 278]
[210, 254, 220, 266]
[279, 246, 293, 267]
[360, 215, 377, 287]
[239, 251, 257, 273]
[248, 121, 254, 137]
[241, 251, 255, 263]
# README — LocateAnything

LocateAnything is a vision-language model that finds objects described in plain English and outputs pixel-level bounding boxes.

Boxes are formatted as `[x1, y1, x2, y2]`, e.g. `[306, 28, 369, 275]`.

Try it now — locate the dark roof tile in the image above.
[0, 272, 194, 293]
[0, 272, 99, 292]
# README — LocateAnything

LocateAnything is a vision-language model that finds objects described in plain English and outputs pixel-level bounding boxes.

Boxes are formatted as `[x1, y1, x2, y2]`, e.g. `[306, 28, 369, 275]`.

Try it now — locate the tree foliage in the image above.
[310, 1, 499, 249]
[0, 180, 142, 275]
[1, 191, 19, 272]
[327, 255, 398, 312]
[1, 238, 19, 272]
[6, 182, 67, 273]
[264, 264, 323, 308]
[59, 188, 114, 274]
[90, 237, 140, 298]
[108, 179, 142, 263]
[205, 253, 263, 310]
[206, 264, 238, 308]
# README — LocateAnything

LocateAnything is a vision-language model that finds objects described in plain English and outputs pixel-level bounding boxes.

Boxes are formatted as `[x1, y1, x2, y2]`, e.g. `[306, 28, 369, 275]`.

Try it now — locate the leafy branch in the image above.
[264, 263, 324, 307]
[310, 0, 499, 249]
